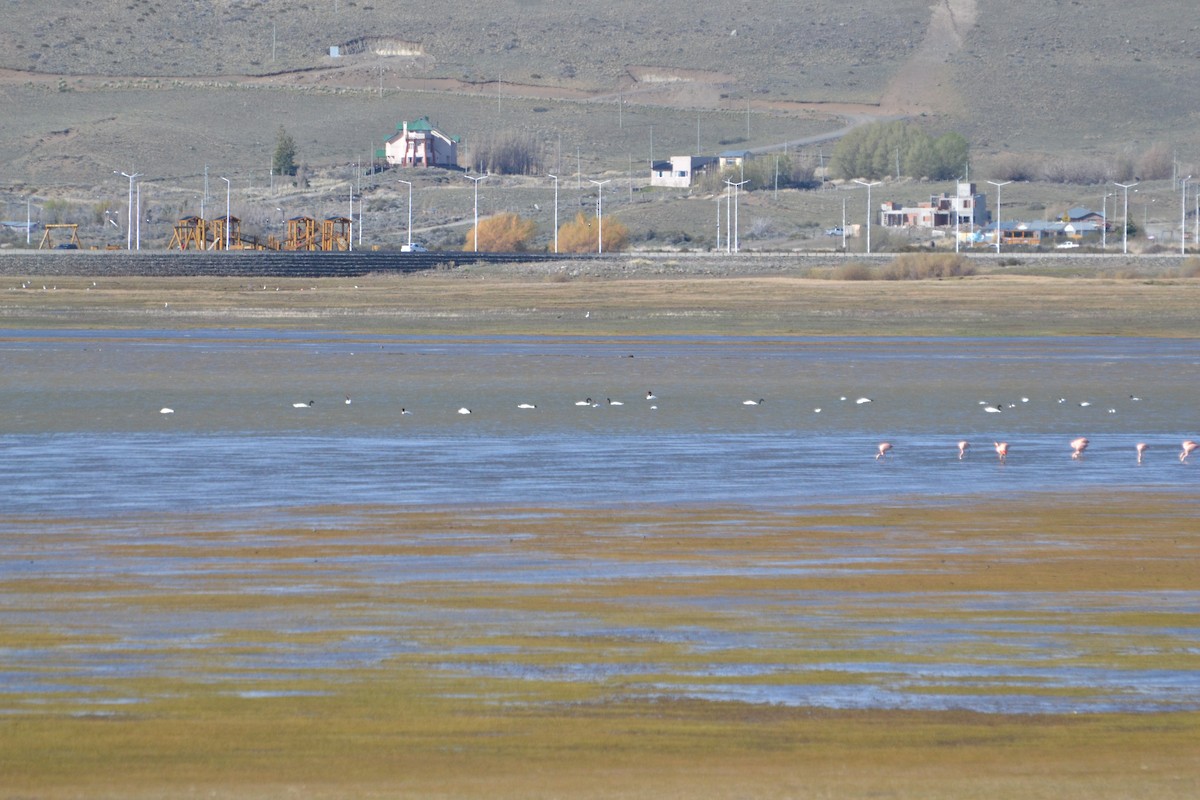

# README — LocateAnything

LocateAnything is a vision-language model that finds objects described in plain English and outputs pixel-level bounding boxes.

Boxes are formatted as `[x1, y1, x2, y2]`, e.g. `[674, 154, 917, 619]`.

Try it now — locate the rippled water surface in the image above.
[1, 330, 1197, 716]
[1, 331, 1197, 514]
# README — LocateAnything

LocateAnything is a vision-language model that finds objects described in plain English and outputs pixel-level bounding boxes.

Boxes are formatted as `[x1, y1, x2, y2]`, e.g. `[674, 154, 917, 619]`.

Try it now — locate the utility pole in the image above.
[1113, 181, 1138, 255]
[724, 178, 749, 253]
[465, 174, 486, 252]
[398, 179, 412, 247]
[115, 170, 141, 250]
[852, 179, 881, 254]
[986, 180, 1012, 254]
[219, 176, 231, 250]
[547, 174, 559, 254]
[588, 179, 610, 253]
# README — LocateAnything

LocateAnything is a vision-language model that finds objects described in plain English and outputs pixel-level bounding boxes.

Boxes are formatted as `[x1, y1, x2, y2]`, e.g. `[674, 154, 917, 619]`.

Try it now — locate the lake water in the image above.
[1, 331, 1197, 515]
[2, 330, 1198, 716]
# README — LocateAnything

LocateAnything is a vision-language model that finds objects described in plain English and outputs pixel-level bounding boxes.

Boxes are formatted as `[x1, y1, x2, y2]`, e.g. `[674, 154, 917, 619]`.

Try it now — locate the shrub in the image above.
[557, 211, 629, 253]
[462, 212, 537, 252]
[882, 253, 974, 280]
[830, 261, 874, 280]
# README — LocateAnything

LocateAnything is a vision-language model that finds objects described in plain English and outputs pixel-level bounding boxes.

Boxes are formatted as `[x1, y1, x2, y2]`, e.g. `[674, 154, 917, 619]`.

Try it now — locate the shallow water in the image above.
[1, 330, 1198, 716]
[1, 331, 1197, 515]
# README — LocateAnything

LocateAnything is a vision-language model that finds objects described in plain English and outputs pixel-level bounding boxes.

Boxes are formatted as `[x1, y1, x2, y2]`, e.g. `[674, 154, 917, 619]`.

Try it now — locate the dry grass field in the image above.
[2, 269, 1200, 337]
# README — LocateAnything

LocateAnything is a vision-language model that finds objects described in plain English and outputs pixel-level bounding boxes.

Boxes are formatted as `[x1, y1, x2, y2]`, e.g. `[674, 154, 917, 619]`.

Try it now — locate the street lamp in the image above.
[1182, 176, 1191, 255]
[986, 180, 1012, 254]
[723, 178, 749, 253]
[1101, 191, 1114, 250]
[464, 174, 487, 252]
[1113, 181, 1138, 255]
[219, 176, 231, 250]
[547, 174, 559, 253]
[398, 179, 413, 247]
[852, 179, 881, 254]
[588, 178, 610, 253]
[841, 196, 847, 252]
[115, 170, 141, 250]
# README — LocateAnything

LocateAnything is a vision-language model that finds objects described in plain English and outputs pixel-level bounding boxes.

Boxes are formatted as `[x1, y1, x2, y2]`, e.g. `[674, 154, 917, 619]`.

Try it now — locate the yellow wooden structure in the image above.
[38, 223, 80, 249]
[166, 216, 208, 250]
[285, 216, 320, 251]
[321, 216, 352, 251]
[208, 215, 241, 250]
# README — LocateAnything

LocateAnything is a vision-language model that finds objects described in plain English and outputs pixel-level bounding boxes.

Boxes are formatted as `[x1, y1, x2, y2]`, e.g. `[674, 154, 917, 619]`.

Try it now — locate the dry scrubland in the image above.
[3, 2, 1199, 252]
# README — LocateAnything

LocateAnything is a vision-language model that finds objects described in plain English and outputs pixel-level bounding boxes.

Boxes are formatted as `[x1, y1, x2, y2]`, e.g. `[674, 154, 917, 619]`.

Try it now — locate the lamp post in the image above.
[724, 178, 749, 253]
[1113, 181, 1138, 255]
[852, 179, 881, 254]
[219, 176, 231, 250]
[715, 193, 721, 252]
[841, 196, 847, 252]
[1182, 176, 1191, 255]
[588, 179, 610, 253]
[986, 180, 1012, 254]
[115, 170, 141, 250]
[464, 174, 486, 252]
[1101, 191, 1114, 250]
[398, 179, 413, 247]
[547, 174, 559, 253]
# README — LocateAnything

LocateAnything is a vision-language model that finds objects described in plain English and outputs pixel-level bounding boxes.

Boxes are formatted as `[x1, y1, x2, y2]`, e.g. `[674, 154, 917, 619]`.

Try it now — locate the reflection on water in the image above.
[1, 330, 1197, 715]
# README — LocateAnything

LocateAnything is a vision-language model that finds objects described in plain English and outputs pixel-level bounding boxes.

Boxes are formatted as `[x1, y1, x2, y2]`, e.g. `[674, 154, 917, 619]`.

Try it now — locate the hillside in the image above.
[1, 1, 1198, 253]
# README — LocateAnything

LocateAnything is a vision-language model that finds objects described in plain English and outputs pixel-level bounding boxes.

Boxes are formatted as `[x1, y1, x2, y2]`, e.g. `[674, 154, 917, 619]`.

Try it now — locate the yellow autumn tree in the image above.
[556, 211, 629, 254]
[462, 212, 538, 252]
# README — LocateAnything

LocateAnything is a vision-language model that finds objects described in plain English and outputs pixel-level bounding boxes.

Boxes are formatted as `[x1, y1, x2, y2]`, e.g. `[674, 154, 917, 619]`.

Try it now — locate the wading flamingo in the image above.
[1136, 442, 1147, 464]
[876, 442, 893, 460]
[1181, 440, 1198, 463]
[957, 440, 969, 460]
[1070, 437, 1089, 459]
[994, 442, 1009, 463]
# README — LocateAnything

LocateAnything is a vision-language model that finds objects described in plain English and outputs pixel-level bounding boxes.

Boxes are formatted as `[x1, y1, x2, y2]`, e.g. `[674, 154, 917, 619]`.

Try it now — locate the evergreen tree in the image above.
[273, 126, 298, 177]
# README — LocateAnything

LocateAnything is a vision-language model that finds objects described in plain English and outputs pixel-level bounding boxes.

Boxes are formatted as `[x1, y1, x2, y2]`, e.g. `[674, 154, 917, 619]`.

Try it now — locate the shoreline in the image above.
[1, 266, 1198, 337]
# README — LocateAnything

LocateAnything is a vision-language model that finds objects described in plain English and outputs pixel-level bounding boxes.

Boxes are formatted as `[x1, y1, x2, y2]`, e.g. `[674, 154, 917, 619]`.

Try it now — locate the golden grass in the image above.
[2, 271, 1200, 337]
[2, 493, 1198, 798]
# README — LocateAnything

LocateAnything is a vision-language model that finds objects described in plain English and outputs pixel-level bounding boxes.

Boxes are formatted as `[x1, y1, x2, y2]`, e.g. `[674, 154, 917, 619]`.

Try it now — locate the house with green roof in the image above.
[382, 116, 459, 168]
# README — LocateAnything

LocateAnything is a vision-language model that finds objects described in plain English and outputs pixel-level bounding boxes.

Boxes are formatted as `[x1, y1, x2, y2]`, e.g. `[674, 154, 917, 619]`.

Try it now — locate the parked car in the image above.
[824, 227, 844, 237]
[400, 243, 428, 253]
[1055, 241, 1080, 249]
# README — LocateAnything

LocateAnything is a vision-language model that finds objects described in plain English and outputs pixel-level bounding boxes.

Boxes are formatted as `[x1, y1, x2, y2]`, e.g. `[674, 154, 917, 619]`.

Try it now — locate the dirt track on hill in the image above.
[0, 2, 969, 142]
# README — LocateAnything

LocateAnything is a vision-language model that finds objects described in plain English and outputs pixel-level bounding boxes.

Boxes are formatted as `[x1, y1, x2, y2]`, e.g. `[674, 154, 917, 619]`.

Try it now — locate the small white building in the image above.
[383, 116, 459, 168]
[650, 155, 718, 188]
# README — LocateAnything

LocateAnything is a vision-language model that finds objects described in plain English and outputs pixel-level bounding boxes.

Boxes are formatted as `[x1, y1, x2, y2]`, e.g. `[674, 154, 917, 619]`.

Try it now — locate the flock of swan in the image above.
[156, 388, 1196, 465]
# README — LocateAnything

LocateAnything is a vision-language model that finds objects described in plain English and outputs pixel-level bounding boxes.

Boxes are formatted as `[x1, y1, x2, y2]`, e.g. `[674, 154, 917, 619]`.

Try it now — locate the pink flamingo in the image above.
[1070, 437, 1089, 460]
[1182, 440, 1198, 463]
[994, 442, 1009, 463]
[1136, 442, 1147, 464]
[876, 442, 893, 460]
[957, 440, 969, 460]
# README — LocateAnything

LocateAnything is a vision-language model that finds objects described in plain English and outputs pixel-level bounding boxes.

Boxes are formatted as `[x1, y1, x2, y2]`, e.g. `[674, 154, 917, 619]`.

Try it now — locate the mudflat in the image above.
[3, 497, 1198, 799]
